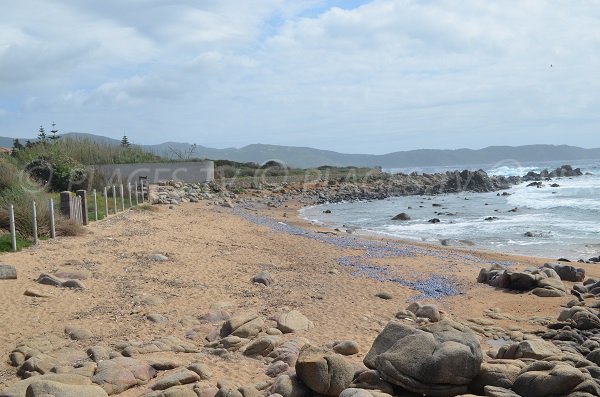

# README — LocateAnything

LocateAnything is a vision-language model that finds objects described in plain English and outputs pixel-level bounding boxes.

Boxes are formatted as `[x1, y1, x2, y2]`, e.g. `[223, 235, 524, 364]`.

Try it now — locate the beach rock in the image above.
[276, 310, 314, 333]
[496, 339, 562, 360]
[339, 388, 372, 397]
[483, 386, 521, 397]
[146, 313, 168, 323]
[415, 304, 442, 322]
[0, 264, 17, 280]
[188, 363, 212, 380]
[91, 357, 156, 394]
[35, 274, 85, 289]
[295, 345, 354, 396]
[24, 288, 49, 298]
[543, 262, 585, 282]
[151, 368, 201, 390]
[86, 346, 111, 363]
[391, 213, 410, 221]
[121, 336, 199, 356]
[270, 374, 311, 397]
[350, 369, 395, 394]
[148, 253, 169, 262]
[364, 319, 482, 397]
[244, 336, 280, 356]
[375, 292, 393, 300]
[150, 386, 198, 397]
[251, 271, 273, 286]
[25, 380, 108, 397]
[333, 341, 360, 355]
[512, 362, 587, 397]
[0, 374, 92, 397]
[469, 359, 526, 394]
[532, 276, 567, 297]
[64, 326, 93, 340]
[221, 312, 259, 336]
[428, 218, 440, 224]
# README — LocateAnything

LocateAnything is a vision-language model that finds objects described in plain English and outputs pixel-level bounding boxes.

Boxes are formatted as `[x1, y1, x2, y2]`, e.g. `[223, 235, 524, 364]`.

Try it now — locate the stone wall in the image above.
[92, 161, 214, 185]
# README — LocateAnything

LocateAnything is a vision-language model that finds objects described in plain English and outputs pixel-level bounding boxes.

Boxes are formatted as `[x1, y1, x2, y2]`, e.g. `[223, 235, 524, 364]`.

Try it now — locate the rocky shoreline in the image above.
[150, 165, 583, 206]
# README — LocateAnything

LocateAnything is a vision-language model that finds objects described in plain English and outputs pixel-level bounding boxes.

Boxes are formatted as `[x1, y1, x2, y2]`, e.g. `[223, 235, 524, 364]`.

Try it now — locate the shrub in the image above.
[56, 217, 87, 236]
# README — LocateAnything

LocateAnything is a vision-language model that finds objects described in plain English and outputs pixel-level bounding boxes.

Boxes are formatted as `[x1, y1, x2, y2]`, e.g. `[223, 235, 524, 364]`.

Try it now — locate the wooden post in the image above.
[49, 199, 56, 239]
[9, 204, 16, 252]
[140, 180, 144, 203]
[128, 183, 132, 208]
[134, 182, 139, 205]
[93, 189, 98, 221]
[112, 185, 117, 214]
[59, 191, 72, 218]
[120, 184, 125, 211]
[32, 201, 38, 245]
[76, 190, 88, 225]
[103, 187, 109, 218]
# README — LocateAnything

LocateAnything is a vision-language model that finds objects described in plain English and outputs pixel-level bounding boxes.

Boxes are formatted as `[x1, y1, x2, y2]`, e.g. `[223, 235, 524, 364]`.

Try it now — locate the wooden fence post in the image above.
[93, 189, 98, 221]
[32, 201, 38, 245]
[49, 199, 56, 238]
[60, 191, 72, 218]
[112, 185, 117, 214]
[140, 180, 144, 203]
[134, 182, 139, 205]
[9, 204, 16, 252]
[103, 187, 109, 218]
[128, 183, 132, 208]
[76, 190, 88, 225]
[120, 184, 125, 211]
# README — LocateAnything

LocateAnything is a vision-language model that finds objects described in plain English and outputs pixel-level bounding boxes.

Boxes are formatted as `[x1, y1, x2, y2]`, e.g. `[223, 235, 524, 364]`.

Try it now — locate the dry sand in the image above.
[1, 200, 597, 392]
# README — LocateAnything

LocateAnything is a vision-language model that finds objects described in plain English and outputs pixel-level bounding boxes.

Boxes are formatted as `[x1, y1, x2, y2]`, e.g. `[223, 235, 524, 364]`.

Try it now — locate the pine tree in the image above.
[37, 125, 47, 143]
[11, 138, 24, 155]
[121, 135, 130, 147]
[49, 122, 60, 141]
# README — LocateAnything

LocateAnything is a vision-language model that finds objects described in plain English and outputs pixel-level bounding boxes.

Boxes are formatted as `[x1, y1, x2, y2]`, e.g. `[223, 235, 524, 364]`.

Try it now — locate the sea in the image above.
[299, 159, 600, 260]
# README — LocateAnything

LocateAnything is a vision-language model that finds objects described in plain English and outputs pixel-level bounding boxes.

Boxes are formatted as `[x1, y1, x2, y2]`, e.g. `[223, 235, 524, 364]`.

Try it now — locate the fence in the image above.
[3, 180, 148, 252]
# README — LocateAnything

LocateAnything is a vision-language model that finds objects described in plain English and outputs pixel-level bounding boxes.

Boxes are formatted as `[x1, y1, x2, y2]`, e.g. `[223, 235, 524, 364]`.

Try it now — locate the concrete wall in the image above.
[92, 161, 214, 184]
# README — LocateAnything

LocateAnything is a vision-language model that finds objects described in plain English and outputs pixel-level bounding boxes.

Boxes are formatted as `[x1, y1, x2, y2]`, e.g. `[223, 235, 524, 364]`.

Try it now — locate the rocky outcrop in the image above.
[477, 265, 567, 297]
[364, 319, 483, 396]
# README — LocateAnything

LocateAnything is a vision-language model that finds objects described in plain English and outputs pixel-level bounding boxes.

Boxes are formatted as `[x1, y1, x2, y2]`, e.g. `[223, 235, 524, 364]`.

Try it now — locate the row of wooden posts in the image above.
[5, 180, 147, 252]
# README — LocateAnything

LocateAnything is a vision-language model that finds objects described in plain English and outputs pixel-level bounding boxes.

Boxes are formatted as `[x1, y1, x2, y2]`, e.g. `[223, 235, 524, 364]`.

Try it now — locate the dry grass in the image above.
[132, 204, 160, 212]
[56, 217, 87, 236]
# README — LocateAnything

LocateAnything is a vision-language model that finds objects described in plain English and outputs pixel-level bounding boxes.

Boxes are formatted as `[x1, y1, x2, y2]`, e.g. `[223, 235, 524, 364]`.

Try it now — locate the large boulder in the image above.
[512, 362, 587, 397]
[295, 345, 354, 396]
[543, 263, 585, 282]
[496, 340, 562, 360]
[91, 357, 156, 395]
[25, 380, 108, 397]
[469, 359, 526, 394]
[364, 319, 482, 397]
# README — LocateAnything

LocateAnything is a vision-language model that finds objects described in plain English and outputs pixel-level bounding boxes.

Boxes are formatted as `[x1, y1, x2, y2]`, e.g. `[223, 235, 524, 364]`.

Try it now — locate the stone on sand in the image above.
[91, 357, 156, 394]
[0, 264, 17, 280]
[251, 271, 274, 286]
[276, 310, 314, 333]
[295, 345, 354, 396]
[25, 380, 108, 397]
[332, 341, 360, 355]
[64, 326, 93, 340]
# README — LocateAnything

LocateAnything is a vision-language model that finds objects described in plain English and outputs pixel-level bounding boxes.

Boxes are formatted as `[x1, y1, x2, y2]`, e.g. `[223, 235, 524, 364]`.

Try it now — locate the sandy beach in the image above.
[1, 198, 598, 395]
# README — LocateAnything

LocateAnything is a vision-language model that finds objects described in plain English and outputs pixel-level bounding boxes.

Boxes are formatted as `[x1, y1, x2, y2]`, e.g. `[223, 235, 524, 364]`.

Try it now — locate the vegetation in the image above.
[0, 233, 32, 251]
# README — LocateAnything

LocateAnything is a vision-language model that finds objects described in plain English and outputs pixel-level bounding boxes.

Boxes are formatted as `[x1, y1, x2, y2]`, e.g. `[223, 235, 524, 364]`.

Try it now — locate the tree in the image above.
[121, 135, 130, 147]
[49, 122, 60, 142]
[37, 125, 47, 143]
[11, 138, 24, 156]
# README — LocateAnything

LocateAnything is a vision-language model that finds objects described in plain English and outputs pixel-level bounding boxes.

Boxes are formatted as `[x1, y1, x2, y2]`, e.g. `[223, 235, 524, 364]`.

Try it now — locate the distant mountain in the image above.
[2, 132, 600, 168]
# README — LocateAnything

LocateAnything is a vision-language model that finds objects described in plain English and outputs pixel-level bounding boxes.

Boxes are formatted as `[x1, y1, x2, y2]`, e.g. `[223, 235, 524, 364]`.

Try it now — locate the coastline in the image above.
[1, 199, 598, 395]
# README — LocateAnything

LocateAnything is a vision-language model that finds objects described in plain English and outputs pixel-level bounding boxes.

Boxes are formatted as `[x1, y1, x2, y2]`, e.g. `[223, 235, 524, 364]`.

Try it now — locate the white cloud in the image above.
[1, 0, 600, 151]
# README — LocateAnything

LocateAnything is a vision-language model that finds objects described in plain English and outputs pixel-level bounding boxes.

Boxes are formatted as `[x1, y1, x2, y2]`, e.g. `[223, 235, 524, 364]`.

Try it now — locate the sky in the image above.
[1, 0, 600, 154]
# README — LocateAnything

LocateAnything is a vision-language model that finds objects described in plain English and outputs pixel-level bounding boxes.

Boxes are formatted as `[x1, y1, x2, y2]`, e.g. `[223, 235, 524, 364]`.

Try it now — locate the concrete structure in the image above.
[92, 161, 214, 185]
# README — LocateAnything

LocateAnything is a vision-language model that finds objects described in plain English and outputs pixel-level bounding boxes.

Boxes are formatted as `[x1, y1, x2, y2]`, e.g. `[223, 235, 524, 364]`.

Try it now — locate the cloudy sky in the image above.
[1, 1, 599, 153]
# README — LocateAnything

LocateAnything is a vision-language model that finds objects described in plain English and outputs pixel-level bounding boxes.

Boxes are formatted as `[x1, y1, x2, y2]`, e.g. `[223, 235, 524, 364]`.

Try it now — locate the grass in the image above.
[0, 233, 33, 252]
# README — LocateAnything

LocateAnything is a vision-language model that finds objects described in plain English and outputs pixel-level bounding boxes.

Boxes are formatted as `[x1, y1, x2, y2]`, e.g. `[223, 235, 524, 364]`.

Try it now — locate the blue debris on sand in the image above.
[234, 207, 511, 300]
